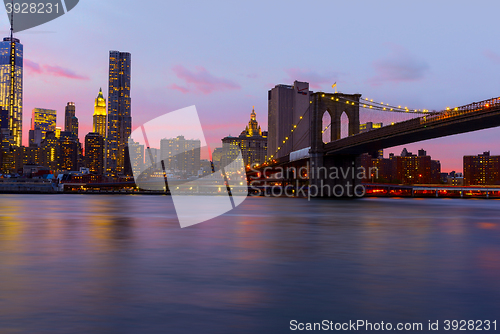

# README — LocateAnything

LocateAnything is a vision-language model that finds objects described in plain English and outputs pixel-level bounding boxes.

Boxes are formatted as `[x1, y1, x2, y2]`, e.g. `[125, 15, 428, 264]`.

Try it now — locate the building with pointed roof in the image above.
[221, 107, 267, 168]
[244, 107, 262, 137]
[93, 88, 106, 138]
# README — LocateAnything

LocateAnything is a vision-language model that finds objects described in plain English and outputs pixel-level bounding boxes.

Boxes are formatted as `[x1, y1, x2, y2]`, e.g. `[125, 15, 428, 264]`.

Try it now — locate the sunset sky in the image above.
[2, 0, 500, 172]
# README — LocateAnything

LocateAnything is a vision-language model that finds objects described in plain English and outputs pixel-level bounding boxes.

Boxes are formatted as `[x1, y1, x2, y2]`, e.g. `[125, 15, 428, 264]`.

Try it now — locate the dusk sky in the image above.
[2, 0, 500, 172]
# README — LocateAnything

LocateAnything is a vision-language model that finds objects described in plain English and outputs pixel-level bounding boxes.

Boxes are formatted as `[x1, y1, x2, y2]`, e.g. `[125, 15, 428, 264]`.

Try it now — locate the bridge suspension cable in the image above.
[262, 92, 489, 166]
[318, 94, 431, 114]
[263, 95, 430, 165]
[263, 104, 311, 165]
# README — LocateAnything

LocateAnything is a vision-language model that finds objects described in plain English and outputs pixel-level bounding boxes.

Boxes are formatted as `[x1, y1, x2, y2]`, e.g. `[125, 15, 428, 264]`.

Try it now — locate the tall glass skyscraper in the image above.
[0, 37, 23, 147]
[64, 102, 79, 138]
[30, 108, 56, 146]
[106, 51, 131, 176]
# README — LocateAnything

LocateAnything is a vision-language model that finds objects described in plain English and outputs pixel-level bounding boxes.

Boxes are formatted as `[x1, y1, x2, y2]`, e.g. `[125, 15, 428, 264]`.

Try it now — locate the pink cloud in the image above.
[23, 59, 89, 80]
[44, 65, 89, 80]
[368, 44, 429, 86]
[169, 65, 241, 94]
[168, 83, 190, 94]
[24, 59, 43, 74]
[284, 68, 339, 90]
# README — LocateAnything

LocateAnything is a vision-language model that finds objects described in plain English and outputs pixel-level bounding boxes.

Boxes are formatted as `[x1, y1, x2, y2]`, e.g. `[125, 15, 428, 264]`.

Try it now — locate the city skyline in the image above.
[1, 4, 499, 333]
[1, 1, 500, 172]
[4, 64, 500, 175]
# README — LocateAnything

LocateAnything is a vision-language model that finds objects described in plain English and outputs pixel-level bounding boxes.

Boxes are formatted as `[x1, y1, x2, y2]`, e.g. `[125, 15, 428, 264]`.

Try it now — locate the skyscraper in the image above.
[0, 37, 23, 147]
[106, 51, 131, 176]
[59, 136, 79, 171]
[85, 132, 104, 174]
[64, 102, 79, 138]
[30, 108, 56, 146]
[40, 131, 59, 170]
[64, 102, 75, 132]
[93, 88, 106, 138]
[268, 81, 310, 159]
[128, 139, 145, 177]
[160, 136, 201, 176]
[221, 107, 268, 168]
[71, 116, 79, 138]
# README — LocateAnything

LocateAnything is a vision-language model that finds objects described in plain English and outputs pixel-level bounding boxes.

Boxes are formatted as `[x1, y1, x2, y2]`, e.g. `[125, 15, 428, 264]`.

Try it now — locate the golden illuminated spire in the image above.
[94, 88, 106, 115]
[246, 106, 261, 137]
[93, 88, 107, 137]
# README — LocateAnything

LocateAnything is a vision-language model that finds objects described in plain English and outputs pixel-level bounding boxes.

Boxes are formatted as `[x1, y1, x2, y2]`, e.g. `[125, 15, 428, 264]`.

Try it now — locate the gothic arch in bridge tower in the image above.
[340, 111, 349, 139]
[321, 111, 331, 143]
[309, 92, 362, 197]
[310, 92, 361, 153]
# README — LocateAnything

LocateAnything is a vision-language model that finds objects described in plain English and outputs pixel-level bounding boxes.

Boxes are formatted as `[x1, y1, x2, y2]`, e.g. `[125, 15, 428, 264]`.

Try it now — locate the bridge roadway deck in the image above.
[324, 99, 500, 155]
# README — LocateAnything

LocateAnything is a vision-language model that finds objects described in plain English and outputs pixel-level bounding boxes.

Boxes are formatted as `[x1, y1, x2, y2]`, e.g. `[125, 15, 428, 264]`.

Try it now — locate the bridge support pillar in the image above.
[309, 154, 364, 198]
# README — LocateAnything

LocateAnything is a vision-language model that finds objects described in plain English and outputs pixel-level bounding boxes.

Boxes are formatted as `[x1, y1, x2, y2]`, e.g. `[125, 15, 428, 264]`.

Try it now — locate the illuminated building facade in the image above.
[221, 107, 267, 168]
[59, 134, 80, 171]
[464, 151, 500, 186]
[85, 132, 104, 174]
[361, 148, 441, 184]
[0, 37, 23, 147]
[0, 107, 9, 168]
[128, 140, 144, 176]
[13, 146, 41, 171]
[93, 88, 107, 138]
[64, 102, 75, 132]
[160, 135, 200, 176]
[0, 106, 7, 130]
[147, 148, 160, 166]
[30, 108, 56, 146]
[71, 116, 79, 138]
[106, 51, 131, 176]
[393, 148, 440, 184]
[199, 159, 212, 176]
[0, 149, 14, 173]
[40, 131, 59, 170]
[220, 137, 242, 171]
[211, 147, 224, 171]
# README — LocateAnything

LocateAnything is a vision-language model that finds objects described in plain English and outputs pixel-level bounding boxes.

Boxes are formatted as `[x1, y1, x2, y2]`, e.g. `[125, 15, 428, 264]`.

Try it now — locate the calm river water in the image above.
[0, 195, 499, 333]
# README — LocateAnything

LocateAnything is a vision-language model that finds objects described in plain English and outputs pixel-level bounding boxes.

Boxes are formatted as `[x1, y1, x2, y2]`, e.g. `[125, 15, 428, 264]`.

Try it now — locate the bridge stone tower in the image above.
[310, 92, 362, 197]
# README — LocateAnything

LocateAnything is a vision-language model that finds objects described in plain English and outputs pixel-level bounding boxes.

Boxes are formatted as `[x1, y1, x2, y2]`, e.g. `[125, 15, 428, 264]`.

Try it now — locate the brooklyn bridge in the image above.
[250, 81, 500, 197]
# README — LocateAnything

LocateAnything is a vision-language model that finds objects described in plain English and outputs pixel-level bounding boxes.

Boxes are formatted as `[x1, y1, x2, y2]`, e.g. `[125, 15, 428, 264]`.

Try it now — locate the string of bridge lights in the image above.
[318, 94, 432, 114]
[262, 97, 424, 165]
[263, 101, 425, 165]
[261, 94, 459, 166]
[322, 123, 331, 134]
[263, 105, 311, 165]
